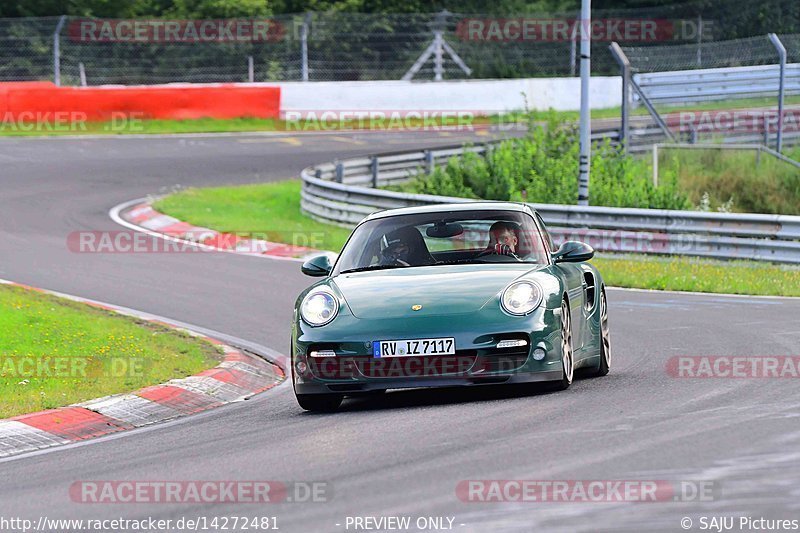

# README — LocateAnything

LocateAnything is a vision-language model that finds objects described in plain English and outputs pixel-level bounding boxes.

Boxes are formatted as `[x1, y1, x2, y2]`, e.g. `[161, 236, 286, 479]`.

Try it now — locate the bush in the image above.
[397, 113, 691, 210]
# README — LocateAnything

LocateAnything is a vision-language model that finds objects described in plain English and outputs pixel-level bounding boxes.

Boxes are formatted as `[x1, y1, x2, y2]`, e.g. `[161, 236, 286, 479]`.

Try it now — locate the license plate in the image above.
[373, 338, 456, 358]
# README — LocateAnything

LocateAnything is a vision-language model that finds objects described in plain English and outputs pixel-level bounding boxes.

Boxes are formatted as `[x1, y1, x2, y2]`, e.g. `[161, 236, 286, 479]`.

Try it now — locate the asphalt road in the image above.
[1, 131, 799, 533]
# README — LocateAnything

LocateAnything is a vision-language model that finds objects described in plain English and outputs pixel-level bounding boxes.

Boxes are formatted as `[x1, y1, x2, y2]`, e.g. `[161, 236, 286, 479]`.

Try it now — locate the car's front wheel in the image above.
[554, 298, 574, 390]
[296, 393, 343, 412]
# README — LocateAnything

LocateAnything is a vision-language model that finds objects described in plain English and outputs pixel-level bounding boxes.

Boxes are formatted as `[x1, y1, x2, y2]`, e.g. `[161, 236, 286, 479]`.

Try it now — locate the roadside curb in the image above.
[0, 279, 286, 459]
[112, 198, 324, 262]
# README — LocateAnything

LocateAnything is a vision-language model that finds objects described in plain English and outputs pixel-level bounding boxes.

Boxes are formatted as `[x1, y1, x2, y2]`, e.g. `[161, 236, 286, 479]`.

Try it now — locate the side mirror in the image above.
[552, 241, 594, 263]
[301, 254, 333, 277]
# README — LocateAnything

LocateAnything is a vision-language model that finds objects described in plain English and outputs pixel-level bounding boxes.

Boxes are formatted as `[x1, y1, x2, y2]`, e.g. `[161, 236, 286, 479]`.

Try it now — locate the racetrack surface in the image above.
[1, 131, 799, 532]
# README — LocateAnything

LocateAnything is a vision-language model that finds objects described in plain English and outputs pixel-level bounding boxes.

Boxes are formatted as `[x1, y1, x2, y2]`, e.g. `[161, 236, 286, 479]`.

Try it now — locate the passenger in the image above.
[380, 227, 435, 266]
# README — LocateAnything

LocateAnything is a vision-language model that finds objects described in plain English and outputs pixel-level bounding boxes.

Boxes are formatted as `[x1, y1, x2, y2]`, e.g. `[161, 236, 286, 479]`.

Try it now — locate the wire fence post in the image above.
[301, 13, 310, 81]
[609, 42, 630, 152]
[78, 62, 87, 86]
[768, 33, 786, 153]
[247, 56, 254, 82]
[53, 15, 67, 86]
[696, 15, 703, 67]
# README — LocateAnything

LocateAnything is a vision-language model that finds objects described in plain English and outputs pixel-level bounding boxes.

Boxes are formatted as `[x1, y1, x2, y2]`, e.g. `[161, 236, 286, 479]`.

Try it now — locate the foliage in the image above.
[399, 113, 691, 210]
[659, 147, 800, 215]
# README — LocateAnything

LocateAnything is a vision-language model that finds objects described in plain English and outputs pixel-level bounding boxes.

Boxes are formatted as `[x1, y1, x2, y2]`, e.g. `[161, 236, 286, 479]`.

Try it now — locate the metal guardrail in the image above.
[633, 63, 800, 105]
[300, 142, 800, 264]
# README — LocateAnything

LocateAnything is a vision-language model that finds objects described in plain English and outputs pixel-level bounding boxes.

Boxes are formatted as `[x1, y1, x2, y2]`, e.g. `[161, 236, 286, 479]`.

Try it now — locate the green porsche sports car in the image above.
[291, 202, 611, 411]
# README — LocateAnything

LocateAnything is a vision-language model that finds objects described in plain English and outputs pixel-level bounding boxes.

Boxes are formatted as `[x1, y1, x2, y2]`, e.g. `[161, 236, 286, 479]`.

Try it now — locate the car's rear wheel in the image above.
[592, 289, 611, 377]
[296, 393, 343, 412]
[554, 299, 574, 390]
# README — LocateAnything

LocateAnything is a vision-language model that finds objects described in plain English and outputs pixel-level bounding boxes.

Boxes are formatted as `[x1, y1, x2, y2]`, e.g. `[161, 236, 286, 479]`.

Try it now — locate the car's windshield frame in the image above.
[332, 209, 551, 276]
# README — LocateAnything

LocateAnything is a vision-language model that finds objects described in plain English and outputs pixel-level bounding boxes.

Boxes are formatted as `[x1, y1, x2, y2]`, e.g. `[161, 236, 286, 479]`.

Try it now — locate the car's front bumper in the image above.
[292, 305, 565, 395]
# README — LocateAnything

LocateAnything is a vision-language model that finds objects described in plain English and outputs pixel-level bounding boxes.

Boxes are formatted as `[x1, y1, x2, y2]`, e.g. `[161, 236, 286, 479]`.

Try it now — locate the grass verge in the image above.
[153, 180, 353, 252]
[154, 179, 800, 297]
[592, 255, 800, 297]
[0, 284, 221, 418]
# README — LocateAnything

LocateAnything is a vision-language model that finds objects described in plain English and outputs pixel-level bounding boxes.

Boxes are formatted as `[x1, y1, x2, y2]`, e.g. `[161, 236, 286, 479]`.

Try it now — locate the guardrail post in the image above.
[763, 116, 770, 147]
[609, 42, 630, 152]
[689, 126, 697, 145]
[768, 33, 786, 153]
[370, 156, 379, 187]
[424, 150, 435, 174]
[335, 161, 344, 183]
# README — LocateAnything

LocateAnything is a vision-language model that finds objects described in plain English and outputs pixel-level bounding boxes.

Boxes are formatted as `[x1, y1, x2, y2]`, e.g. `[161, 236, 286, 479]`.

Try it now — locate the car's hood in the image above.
[332, 264, 544, 319]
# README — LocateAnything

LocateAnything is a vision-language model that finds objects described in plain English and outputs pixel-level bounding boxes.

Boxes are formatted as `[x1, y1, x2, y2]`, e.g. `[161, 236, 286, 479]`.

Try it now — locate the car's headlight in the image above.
[501, 281, 543, 316]
[301, 289, 339, 326]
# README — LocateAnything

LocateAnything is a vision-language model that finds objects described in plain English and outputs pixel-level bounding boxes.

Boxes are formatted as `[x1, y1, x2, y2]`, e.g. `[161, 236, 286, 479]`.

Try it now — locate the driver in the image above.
[486, 221, 520, 257]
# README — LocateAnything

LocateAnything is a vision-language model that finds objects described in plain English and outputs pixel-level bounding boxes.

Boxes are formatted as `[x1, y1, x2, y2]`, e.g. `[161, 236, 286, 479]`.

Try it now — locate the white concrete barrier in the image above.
[277, 77, 621, 114]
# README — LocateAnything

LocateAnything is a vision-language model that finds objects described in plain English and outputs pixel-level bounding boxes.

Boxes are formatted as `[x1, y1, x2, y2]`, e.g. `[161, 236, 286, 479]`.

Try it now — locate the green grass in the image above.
[593, 254, 800, 297]
[154, 179, 800, 298]
[153, 181, 353, 253]
[657, 146, 800, 215]
[0, 284, 221, 418]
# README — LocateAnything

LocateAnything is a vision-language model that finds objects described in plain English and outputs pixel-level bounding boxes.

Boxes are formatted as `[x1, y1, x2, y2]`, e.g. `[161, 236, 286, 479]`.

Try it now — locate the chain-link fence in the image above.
[622, 35, 800, 73]
[0, 17, 62, 81]
[613, 33, 800, 152]
[1, 1, 798, 85]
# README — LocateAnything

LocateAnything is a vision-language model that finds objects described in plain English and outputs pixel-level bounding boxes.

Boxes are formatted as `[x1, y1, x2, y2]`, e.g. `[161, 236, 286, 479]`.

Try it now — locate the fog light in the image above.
[496, 339, 528, 349]
[532, 348, 546, 360]
[309, 350, 336, 358]
[296, 361, 308, 374]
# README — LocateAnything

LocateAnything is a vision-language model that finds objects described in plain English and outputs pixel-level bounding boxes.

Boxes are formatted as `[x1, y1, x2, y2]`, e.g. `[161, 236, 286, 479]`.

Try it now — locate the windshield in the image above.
[334, 210, 549, 275]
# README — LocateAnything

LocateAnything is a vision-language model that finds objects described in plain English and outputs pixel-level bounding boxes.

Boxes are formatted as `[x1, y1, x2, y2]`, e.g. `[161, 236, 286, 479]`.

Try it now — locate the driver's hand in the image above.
[493, 243, 514, 256]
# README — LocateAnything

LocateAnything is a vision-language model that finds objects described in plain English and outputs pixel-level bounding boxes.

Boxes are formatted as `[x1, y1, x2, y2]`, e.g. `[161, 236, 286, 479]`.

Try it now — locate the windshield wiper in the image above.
[340, 264, 407, 274]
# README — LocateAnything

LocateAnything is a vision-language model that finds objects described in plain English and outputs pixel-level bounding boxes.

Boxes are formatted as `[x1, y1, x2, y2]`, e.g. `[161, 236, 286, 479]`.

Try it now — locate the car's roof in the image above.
[363, 201, 535, 222]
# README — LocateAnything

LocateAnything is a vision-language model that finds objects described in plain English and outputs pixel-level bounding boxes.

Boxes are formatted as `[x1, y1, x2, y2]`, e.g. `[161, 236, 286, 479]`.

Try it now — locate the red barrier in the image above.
[0, 82, 280, 121]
